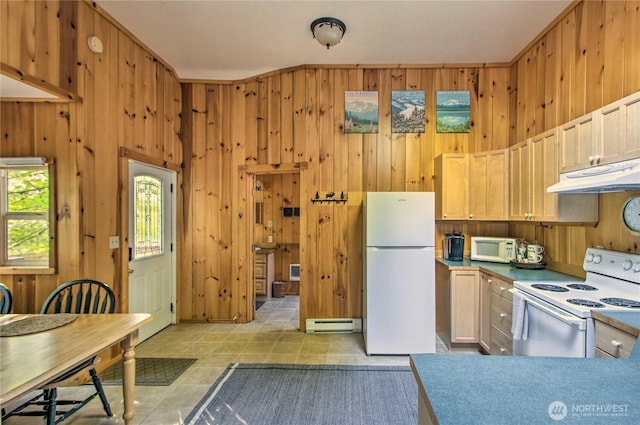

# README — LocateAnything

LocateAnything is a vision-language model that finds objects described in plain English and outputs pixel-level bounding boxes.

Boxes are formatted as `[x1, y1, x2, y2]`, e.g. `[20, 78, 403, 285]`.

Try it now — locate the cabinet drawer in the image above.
[255, 262, 266, 279]
[490, 326, 512, 355]
[489, 278, 513, 302]
[595, 321, 637, 359]
[490, 292, 513, 336]
[255, 278, 266, 295]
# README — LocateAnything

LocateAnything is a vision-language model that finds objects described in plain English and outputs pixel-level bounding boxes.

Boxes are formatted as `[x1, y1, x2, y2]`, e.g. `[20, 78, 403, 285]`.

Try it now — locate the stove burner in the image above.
[531, 284, 569, 292]
[566, 283, 598, 291]
[600, 298, 640, 308]
[567, 299, 606, 308]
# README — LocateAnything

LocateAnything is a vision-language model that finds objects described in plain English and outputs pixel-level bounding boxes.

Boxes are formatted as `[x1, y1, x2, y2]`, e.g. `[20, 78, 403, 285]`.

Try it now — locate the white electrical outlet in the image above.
[268, 235, 273, 243]
[109, 236, 119, 249]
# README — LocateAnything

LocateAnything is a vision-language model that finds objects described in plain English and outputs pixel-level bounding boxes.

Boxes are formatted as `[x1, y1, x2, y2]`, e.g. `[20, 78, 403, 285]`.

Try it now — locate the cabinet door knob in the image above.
[487, 279, 493, 284]
[594, 154, 601, 164]
[500, 347, 506, 353]
[588, 155, 594, 164]
[469, 214, 473, 219]
[443, 213, 447, 218]
[611, 340, 623, 349]
[500, 313, 507, 319]
[500, 286, 506, 293]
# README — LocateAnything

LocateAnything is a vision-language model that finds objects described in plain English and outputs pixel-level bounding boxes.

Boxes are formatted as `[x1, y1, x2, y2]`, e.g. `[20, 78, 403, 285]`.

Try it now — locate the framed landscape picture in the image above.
[345, 91, 378, 133]
[436, 91, 471, 133]
[392, 91, 425, 133]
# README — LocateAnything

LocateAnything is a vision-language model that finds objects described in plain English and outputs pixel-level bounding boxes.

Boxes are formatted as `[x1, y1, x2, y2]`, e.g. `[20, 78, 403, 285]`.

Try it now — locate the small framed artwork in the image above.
[436, 91, 471, 133]
[392, 90, 425, 133]
[345, 91, 378, 133]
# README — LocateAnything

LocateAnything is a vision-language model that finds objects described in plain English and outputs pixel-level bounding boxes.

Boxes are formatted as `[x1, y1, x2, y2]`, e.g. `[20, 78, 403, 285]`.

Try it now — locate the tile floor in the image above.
[3, 296, 477, 425]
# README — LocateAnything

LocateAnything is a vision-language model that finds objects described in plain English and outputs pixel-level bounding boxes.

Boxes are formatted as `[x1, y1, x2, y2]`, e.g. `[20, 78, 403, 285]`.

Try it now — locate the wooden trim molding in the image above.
[0, 63, 83, 103]
[239, 162, 309, 175]
[119, 147, 181, 172]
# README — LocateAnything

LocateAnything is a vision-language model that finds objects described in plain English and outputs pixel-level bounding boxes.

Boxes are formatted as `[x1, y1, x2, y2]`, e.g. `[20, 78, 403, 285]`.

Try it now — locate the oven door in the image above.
[512, 290, 592, 358]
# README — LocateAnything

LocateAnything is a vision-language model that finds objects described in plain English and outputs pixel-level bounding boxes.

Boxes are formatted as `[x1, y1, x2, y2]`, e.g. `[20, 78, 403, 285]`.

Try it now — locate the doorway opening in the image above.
[246, 170, 301, 327]
[127, 160, 177, 343]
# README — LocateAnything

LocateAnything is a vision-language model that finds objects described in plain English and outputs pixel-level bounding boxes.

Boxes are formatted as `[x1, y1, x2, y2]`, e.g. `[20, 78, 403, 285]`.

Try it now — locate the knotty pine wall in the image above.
[0, 1, 182, 314]
[509, 0, 640, 277]
[3, 0, 639, 328]
[181, 66, 513, 326]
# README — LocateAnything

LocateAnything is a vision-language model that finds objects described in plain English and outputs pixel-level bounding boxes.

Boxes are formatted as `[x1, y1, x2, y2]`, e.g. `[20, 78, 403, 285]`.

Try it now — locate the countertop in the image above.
[411, 310, 640, 424]
[437, 257, 583, 283]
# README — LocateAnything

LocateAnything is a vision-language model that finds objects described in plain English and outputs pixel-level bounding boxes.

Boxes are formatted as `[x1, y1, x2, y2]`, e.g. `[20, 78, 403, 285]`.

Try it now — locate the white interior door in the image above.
[128, 160, 176, 342]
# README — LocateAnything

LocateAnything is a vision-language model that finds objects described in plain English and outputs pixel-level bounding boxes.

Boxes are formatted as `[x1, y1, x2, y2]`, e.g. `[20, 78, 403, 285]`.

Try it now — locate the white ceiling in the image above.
[97, 0, 572, 81]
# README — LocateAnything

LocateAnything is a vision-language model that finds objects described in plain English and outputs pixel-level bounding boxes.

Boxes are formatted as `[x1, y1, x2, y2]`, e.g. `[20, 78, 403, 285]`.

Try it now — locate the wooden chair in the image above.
[0, 283, 12, 314]
[2, 279, 116, 425]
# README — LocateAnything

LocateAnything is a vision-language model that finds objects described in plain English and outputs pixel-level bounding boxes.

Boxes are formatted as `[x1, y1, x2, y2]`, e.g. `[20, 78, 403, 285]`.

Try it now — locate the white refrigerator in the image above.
[363, 192, 436, 355]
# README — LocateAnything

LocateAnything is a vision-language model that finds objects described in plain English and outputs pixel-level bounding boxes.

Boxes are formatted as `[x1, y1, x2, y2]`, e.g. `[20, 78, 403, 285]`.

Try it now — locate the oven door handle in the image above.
[510, 289, 586, 328]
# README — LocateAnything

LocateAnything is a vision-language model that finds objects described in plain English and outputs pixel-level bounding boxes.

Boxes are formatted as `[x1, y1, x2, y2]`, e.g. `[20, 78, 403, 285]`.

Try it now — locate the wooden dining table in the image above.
[0, 313, 152, 425]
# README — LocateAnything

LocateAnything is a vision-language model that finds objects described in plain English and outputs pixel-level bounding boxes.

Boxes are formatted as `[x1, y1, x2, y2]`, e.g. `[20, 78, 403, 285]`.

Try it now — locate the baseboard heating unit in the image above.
[305, 318, 362, 333]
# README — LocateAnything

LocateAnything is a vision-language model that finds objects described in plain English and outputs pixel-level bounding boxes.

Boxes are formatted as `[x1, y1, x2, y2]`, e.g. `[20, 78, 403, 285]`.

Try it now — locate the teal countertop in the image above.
[437, 258, 583, 282]
[412, 310, 640, 424]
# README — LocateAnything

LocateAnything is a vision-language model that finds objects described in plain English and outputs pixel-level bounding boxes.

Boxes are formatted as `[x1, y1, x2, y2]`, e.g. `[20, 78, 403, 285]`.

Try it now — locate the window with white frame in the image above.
[0, 157, 52, 267]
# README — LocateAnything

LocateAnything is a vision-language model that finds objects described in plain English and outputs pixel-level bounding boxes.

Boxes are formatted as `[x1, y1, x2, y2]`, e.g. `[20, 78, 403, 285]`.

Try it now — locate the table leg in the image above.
[121, 330, 139, 425]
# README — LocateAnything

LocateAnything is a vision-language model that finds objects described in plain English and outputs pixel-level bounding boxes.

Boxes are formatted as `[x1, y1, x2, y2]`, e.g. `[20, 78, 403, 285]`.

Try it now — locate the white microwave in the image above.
[470, 237, 516, 263]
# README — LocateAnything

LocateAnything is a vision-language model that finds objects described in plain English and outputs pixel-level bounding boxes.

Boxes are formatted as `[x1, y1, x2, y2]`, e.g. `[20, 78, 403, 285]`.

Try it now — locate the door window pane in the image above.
[134, 175, 163, 259]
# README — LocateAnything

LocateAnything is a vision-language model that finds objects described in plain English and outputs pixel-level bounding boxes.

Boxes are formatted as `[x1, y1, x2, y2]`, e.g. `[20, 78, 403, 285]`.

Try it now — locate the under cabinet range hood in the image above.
[547, 158, 640, 193]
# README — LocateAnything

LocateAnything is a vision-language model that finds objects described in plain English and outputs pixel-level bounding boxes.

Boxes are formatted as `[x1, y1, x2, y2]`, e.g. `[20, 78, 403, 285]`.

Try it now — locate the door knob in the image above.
[128, 269, 134, 274]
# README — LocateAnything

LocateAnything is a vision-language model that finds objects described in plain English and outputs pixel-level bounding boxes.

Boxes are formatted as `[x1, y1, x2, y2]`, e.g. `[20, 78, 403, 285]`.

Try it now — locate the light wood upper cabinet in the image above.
[508, 141, 530, 221]
[560, 90, 640, 173]
[510, 129, 598, 222]
[450, 270, 479, 343]
[435, 154, 469, 220]
[436, 151, 508, 221]
[469, 149, 509, 220]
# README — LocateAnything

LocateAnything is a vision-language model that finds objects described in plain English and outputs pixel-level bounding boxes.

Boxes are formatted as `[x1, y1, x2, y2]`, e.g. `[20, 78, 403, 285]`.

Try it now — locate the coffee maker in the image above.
[443, 233, 465, 261]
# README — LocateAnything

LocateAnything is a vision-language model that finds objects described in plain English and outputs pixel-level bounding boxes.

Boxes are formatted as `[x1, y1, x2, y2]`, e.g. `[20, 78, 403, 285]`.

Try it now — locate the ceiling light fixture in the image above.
[310, 17, 346, 50]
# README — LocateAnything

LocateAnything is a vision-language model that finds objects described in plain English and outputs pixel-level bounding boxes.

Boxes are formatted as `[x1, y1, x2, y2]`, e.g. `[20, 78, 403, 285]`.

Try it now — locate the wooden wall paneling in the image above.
[376, 68, 392, 191]
[267, 74, 282, 165]
[119, 33, 135, 152]
[362, 69, 378, 191]
[508, 64, 519, 146]
[317, 68, 335, 318]
[404, 69, 423, 190]
[280, 71, 294, 164]
[56, 103, 81, 282]
[333, 68, 349, 316]
[544, 26, 561, 131]
[571, 1, 588, 119]
[603, 0, 625, 104]
[190, 84, 207, 320]
[11, 0, 36, 78]
[302, 68, 320, 322]
[218, 85, 234, 319]
[57, 1, 77, 95]
[493, 68, 511, 150]
[179, 85, 195, 320]
[292, 69, 306, 162]
[346, 69, 364, 193]
[1, 103, 34, 156]
[257, 78, 268, 164]
[231, 83, 248, 322]
[0, 0, 8, 66]
[584, 0, 605, 113]
[534, 40, 547, 135]
[244, 80, 259, 164]
[476, 68, 492, 153]
[35, 0, 59, 85]
[422, 69, 438, 183]
[204, 84, 222, 321]
[390, 68, 407, 191]
[559, 8, 575, 125]
[624, 1, 640, 94]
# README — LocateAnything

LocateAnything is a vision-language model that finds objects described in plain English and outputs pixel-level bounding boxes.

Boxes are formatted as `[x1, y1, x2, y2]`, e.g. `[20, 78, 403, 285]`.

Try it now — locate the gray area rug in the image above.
[100, 357, 196, 386]
[185, 363, 417, 425]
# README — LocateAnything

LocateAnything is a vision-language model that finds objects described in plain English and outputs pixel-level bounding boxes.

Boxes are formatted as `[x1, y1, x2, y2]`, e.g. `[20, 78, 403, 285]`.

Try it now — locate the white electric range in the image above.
[511, 247, 640, 358]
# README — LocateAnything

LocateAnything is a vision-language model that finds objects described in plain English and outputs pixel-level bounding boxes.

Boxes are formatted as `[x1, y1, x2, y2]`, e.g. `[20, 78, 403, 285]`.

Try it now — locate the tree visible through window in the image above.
[1, 159, 51, 267]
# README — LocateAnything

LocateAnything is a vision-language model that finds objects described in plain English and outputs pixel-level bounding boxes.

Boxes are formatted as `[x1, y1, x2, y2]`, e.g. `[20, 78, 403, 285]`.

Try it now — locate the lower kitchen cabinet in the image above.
[594, 320, 638, 359]
[450, 270, 480, 343]
[489, 276, 513, 355]
[479, 272, 492, 352]
[255, 252, 274, 298]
